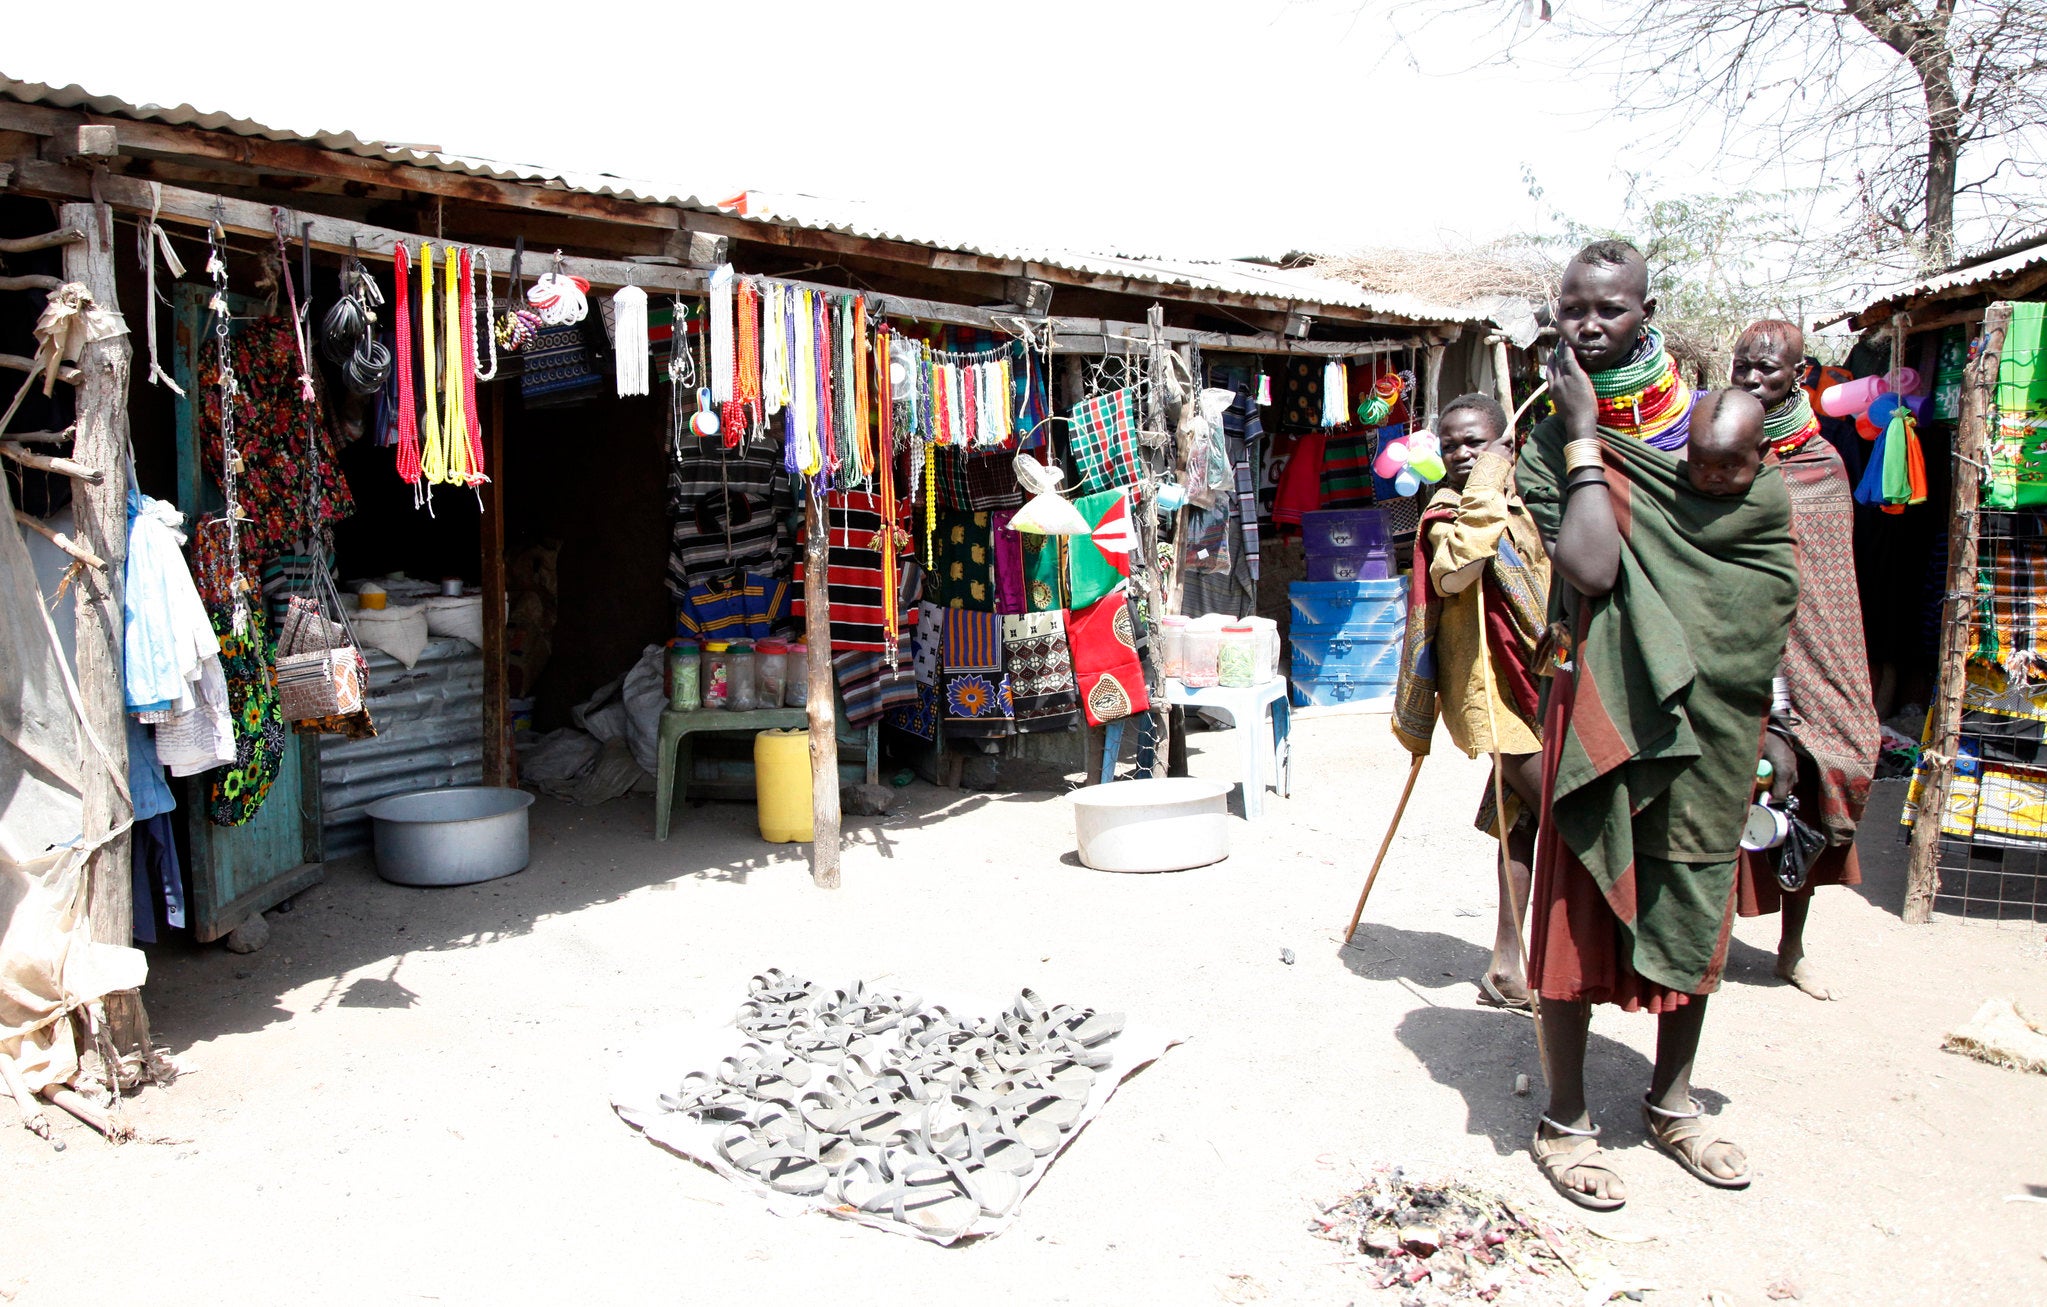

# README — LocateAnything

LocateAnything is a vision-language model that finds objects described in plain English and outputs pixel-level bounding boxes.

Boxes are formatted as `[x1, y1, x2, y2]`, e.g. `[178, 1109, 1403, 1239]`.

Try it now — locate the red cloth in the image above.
[1734, 767, 1863, 916]
[1066, 589, 1149, 727]
[1528, 665, 1733, 1014]
[1272, 429, 1327, 527]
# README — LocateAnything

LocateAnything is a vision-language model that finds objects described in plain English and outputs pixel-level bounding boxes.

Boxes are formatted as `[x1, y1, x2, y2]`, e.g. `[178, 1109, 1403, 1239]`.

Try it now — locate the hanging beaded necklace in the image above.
[1591, 326, 1693, 451]
[418, 244, 448, 494]
[456, 248, 488, 489]
[392, 243, 423, 493]
[1763, 388, 1820, 457]
[204, 218, 253, 633]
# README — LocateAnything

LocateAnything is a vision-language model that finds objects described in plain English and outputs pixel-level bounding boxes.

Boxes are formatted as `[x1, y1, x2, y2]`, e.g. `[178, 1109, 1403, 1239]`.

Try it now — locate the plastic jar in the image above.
[727, 641, 759, 711]
[755, 639, 789, 709]
[784, 643, 809, 707]
[1218, 624, 1257, 688]
[1160, 615, 1189, 680]
[667, 641, 701, 711]
[702, 642, 733, 709]
[1182, 622, 1221, 687]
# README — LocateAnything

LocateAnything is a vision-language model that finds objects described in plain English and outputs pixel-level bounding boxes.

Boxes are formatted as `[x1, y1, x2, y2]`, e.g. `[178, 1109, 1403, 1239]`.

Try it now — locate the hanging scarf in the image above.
[1762, 388, 1820, 457]
[708, 264, 735, 404]
[761, 281, 790, 417]
[1591, 326, 1693, 451]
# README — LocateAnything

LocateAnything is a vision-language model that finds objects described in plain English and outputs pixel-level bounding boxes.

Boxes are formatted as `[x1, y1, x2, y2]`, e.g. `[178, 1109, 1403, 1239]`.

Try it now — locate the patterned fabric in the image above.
[1024, 532, 1063, 612]
[1319, 424, 1376, 508]
[1224, 393, 1263, 582]
[933, 509, 996, 610]
[1181, 498, 1232, 575]
[1068, 387, 1143, 495]
[1774, 438, 1881, 844]
[910, 601, 944, 686]
[1002, 611, 1080, 733]
[1068, 490, 1135, 610]
[198, 318, 353, 571]
[942, 609, 1014, 737]
[886, 683, 941, 741]
[1279, 357, 1323, 430]
[520, 322, 603, 408]
[191, 519, 284, 827]
[676, 572, 791, 641]
[1067, 588, 1149, 727]
[666, 440, 794, 597]
[834, 638, 918, 727]
[1969, 529, 2047, 670]
[991, 508, 1026, 614]
[964, 451, 1024, 510]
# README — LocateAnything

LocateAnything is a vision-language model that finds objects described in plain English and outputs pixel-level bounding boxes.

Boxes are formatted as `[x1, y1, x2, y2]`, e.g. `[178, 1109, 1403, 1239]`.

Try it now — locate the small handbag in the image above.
[1772, 795, 1829, 893]
[272, 554, 371, 727]
[494, 236, 543, 354]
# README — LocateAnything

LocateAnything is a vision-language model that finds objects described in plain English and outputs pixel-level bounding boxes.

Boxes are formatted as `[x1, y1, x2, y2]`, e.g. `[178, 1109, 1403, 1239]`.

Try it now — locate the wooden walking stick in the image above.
[1343, 752, 1425, 941]
[1477, 583, 1548, 1066]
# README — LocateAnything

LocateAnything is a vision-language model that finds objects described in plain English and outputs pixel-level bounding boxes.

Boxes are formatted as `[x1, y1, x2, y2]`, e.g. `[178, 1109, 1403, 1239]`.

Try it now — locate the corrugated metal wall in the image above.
[321, 639, 485, 860]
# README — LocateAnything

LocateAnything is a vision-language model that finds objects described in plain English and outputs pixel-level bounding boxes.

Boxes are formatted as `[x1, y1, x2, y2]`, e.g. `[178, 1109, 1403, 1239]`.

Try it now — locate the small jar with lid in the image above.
[1218, 623, 1258, 687]
[1160, 615, 1189, 680]
[727, 640, 759, 711]
[783, 643, 809, 707]
[1182, 622, 1221, 688]
[702, 642, 733, 709]
[755, 639, 789, 709]
[667, 641, 701, 710]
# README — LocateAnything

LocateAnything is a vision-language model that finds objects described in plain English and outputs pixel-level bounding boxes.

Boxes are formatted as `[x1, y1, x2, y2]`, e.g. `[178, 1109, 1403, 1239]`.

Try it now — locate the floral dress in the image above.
[191, 518, 285, 826]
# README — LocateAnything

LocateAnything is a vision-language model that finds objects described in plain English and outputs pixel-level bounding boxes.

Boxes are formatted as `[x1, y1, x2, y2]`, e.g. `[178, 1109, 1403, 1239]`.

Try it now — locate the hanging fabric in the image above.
[709, 264, 736, 404]
[456, 248, 486, 487]
[613, 284, 650, 397]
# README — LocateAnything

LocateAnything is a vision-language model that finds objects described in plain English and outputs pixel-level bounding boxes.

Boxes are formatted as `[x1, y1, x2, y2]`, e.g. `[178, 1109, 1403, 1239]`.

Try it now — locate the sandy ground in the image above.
[5, 713, 2047, 1306]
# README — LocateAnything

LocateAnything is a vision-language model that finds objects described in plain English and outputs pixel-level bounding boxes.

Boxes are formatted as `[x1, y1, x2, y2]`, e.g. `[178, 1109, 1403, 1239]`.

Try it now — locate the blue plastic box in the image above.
[1301, 508, 1390, 557]
[1289, 579, 1406, 627]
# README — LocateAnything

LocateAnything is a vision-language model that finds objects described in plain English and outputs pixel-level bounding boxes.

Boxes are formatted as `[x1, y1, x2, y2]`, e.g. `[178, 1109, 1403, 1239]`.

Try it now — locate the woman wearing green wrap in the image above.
[1516, 241, 1799, 1211]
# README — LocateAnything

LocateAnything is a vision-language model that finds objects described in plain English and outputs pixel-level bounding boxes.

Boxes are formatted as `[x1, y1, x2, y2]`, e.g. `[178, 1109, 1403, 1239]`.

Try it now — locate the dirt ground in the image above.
[5, 713, 2046, 1306]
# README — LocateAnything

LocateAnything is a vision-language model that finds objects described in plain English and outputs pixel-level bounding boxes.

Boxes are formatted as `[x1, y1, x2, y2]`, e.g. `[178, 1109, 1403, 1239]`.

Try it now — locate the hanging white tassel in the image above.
[709, 263, 736, 403]
[612, 285, 649, 397]
[1321, 360, 1349, 428]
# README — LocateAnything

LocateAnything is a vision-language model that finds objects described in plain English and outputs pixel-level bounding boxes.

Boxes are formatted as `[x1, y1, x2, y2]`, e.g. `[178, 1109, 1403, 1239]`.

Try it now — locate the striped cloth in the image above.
[1068, 387, 1143, 495]
[791, 490, 893, 652]
[834, 637, 918, 727]
[1320, 424, 1376, 509]
[666, 442, 794, 599]
[675, 572, 791, 642]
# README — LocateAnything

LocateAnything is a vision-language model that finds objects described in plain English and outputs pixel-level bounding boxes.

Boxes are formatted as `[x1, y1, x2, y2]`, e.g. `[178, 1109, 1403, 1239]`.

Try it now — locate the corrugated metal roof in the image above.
[2, 76, 1484, 323]
[1841, 234, 2047, 326]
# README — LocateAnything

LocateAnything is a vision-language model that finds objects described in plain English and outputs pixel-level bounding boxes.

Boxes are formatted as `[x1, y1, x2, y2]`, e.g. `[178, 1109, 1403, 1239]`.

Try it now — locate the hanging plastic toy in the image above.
[1356, 371, 1409, 426]
[527, 250, 590, 326]
[1372, 428, 1447, 497]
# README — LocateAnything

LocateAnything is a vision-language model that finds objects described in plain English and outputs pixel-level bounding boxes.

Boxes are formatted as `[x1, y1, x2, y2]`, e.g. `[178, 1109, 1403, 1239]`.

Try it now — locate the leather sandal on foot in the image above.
[1641, 1097, 1751, 1190]
[1531, 1118, 1626, 1211]
[1477, 973, 1533, 1016]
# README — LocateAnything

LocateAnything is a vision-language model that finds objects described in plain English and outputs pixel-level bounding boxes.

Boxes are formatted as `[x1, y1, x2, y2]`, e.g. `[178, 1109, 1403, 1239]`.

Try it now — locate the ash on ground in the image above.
[1313, 1166, 1611, 1305]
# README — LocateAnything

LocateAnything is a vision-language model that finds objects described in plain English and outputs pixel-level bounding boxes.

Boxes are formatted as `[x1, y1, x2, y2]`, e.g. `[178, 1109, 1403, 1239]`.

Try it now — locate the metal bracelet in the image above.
[1564, 437, 1605, 473]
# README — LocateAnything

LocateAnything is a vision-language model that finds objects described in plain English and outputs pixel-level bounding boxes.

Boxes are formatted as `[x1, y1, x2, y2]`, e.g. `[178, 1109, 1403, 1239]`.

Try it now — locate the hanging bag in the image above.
[494, 236, 542, 353]
[273, 549, 369, 725]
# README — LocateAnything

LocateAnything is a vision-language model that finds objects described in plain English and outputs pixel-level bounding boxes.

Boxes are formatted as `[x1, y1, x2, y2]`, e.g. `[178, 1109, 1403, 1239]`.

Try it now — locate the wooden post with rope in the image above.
[802, 486, 841, 888]
[1904, 302, 2009, 923]
[62, 201, 149, 1068]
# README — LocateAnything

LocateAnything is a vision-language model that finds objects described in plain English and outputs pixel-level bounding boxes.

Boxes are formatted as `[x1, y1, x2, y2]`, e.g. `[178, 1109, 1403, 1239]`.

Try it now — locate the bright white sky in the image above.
[2, 0, 1867, 262]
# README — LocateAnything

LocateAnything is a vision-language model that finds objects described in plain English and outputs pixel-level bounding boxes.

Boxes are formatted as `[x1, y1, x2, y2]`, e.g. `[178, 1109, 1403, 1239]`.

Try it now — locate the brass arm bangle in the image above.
[1563, 438, 1605, 474]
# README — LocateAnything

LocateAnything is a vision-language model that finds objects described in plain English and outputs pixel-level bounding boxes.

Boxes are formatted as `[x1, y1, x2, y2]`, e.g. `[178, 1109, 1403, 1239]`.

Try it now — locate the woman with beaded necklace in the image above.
[1513, 240, 1799, 1210]
[1730, 320, 1881, 1001]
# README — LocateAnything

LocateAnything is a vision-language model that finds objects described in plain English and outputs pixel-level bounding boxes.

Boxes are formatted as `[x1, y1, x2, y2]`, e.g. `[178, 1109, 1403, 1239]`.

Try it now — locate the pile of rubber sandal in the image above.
[658, 970, 1125, 1240]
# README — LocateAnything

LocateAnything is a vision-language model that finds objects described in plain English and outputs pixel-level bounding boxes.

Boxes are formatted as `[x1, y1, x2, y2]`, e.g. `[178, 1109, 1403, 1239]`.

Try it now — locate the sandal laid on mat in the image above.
[1641, 1097, 1751, 1190]
[1531, 1118, 1626, 1211]
[748, 968, 816, 1007]
[715, 1123, 830, 1196]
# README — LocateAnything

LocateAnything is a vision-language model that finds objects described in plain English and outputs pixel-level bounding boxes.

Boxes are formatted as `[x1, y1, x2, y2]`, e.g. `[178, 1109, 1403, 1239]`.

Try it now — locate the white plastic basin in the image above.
[1072, 777, 1231, 873]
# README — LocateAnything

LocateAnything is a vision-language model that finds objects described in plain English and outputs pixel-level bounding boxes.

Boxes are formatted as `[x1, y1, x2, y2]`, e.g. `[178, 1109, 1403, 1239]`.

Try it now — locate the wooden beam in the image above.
[10, 162, 708, 294]
[60, 201, 145, 1057]
[13, 509, 106, 568]
[802, 488, 840, 889]
[0, 274, 61, 292]
[0, 226, 83, 254]
[1, 440, 102, 481]
[0, 353, 82, 385]
[1904, 302, 2011, 924]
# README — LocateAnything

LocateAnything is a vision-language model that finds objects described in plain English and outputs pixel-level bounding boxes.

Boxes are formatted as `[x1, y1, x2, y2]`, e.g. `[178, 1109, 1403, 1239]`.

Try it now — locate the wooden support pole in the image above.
[60, 202, 147, 1058]
[1423, 342, 1447, 427]
[480, 387, 513, 787]
[802, 487, 841, 888]
[1904, 303, 2009, 924]
[1491, 337, 1515, 421]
